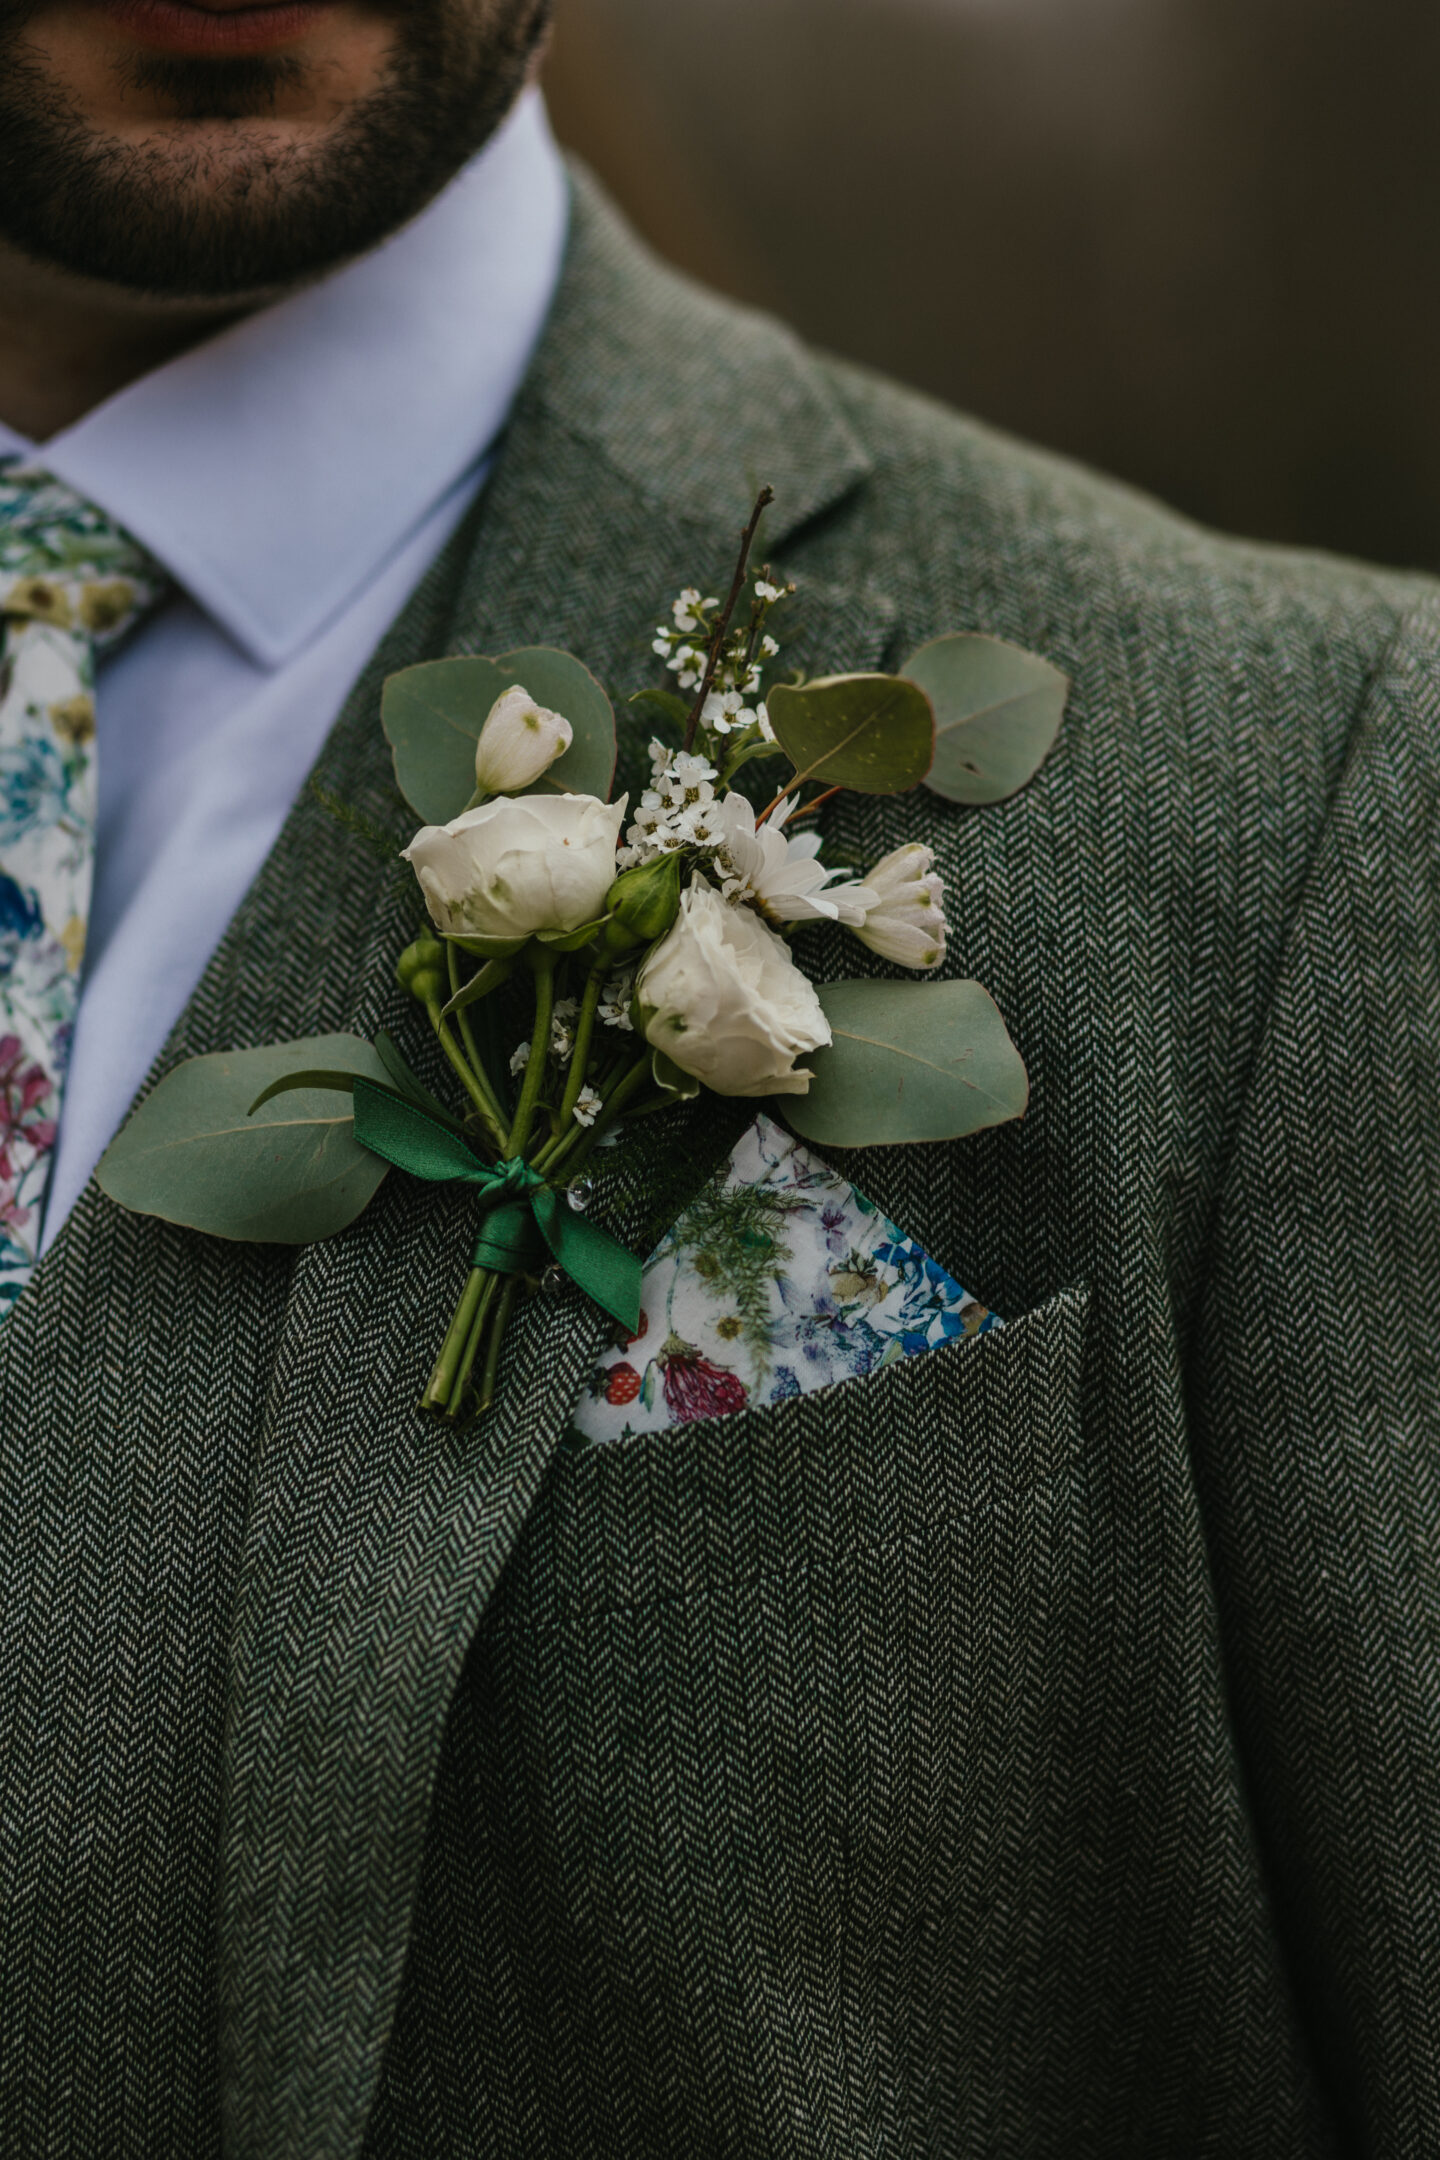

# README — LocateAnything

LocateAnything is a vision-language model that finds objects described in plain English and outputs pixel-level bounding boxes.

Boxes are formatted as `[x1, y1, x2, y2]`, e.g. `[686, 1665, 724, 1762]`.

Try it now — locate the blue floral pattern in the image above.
[573, 1112, 1001, 1442]
[0, 463, 168, 1309]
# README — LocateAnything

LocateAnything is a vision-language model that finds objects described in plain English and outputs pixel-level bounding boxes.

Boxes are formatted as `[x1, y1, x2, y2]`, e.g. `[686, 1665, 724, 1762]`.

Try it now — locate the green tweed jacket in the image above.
[4, 172, 1440, 2160]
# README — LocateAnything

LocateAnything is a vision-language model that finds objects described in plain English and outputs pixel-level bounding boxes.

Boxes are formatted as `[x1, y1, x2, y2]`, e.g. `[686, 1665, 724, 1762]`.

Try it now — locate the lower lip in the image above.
[98, 0, 337, 55]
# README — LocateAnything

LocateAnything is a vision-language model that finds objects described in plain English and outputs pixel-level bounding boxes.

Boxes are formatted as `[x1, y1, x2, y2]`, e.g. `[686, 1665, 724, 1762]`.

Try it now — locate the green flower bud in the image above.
[600, 850, 683, 958]
[396, 930, 447, 1012]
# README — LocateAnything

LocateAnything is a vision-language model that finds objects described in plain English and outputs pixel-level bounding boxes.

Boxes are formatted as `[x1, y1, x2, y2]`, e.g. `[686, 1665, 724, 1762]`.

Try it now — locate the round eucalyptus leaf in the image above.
[782, 979, 1029, 1149]
[96, 1034, 394, 1245]
[904, 633, 1069, 805]
[766, 673, 935, 794]
[384, 648, 617, 824]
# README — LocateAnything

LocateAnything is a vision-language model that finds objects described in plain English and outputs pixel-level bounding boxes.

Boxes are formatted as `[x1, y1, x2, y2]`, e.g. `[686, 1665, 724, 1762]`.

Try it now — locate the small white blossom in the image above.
[755, 580, 783, 603]
[656, 635, 707, 690]
[626, 750, 721, 860]
[660, 773, 715, 816]
[673, 803, 723, 846]
[672, 588, 715, 632]
[573, 1085, 604, 1127]
[551, 997, 580, 1064]
[472, 684, 573, 794]
[851, 843, 948, 970]
[761, 635, 779, 659]
[509, 1040, 531, 1076]
[599, 973, 636, 1031]
[757, 701, 776, 743]
[703, 688, 756, 735]
[714, 793, 877, 926]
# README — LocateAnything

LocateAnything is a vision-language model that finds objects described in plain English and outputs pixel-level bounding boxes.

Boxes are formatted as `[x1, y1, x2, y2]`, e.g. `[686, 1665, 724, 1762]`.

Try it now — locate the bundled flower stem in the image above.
[411, 934, 654, 1420]
[397, 488, 954, 1422]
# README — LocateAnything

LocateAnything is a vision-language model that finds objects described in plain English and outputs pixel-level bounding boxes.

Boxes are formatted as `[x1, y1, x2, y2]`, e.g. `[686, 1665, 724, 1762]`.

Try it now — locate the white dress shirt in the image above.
[0, 90, 569, 1247]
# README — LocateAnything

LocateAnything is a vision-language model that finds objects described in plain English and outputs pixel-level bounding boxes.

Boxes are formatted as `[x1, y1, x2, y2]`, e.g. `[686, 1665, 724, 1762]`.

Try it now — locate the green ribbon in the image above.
[351, 1077, 641, 1332]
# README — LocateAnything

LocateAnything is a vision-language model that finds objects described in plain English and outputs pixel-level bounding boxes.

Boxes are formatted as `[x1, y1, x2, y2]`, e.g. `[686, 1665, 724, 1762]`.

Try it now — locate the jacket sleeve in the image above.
[1191, 593, 1440, 2152]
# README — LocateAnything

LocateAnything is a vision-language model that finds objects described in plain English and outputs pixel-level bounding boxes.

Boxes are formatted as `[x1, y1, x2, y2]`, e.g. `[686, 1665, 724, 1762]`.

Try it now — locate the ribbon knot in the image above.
[351, 1077, 641, 1332]
[489, 1156, 543, 1203]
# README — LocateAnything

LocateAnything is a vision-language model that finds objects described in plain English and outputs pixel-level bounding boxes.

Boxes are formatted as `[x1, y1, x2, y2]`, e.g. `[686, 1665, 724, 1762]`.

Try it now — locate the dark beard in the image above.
[0, 1, 554, 297]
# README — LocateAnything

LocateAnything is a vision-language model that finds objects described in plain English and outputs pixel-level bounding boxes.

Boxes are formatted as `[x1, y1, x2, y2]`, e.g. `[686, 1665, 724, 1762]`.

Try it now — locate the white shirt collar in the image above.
[0, 89, 568, 668]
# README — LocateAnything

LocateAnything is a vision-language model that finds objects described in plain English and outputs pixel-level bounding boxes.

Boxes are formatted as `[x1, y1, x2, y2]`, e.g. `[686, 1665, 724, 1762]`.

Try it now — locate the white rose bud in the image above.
[403, 792, 626, 941]
[852, 842, 948, 971]
[639, 879, 831, 1097]
[472, 683, 574, 794]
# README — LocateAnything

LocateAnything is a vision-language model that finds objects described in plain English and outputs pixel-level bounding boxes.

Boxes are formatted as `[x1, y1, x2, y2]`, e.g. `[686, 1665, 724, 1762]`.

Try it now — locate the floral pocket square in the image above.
[572, 1112, 1000, 1441]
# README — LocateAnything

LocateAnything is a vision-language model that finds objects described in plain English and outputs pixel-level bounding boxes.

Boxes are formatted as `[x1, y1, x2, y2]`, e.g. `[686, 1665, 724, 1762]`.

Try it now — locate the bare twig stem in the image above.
[784, 785, 845, 823]
[682, 484, 775, 753]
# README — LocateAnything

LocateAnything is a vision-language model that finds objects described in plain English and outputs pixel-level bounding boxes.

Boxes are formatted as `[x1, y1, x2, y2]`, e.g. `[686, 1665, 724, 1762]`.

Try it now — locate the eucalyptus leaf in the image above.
[766, 673, 934, 794]
[96, 1034, 393, 1245]
[782, 979, 1028, 1149]
[247, 1069, 385, 1113]
[903, 633, 1069, 805]
[384, 648, 617, 824]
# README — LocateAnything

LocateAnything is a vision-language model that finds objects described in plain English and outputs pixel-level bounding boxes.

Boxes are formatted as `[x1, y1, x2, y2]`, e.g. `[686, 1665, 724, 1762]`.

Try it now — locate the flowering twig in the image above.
[682, 485, 774, 753]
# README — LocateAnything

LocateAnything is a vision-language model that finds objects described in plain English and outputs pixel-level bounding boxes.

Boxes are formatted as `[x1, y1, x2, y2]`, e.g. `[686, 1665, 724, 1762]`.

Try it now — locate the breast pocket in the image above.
[441, 1286, 1096, 2147]
[512, 1279, 1095, 1615]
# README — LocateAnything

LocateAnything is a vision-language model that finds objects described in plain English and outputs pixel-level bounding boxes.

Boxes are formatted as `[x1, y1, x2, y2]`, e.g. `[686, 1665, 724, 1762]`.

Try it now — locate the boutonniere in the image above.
[98, 490, 1067, 1421]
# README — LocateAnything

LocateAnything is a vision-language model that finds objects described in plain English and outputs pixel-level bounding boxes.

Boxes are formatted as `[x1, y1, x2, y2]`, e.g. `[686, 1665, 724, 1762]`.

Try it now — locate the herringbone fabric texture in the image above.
[2, 172, 1439, 2158]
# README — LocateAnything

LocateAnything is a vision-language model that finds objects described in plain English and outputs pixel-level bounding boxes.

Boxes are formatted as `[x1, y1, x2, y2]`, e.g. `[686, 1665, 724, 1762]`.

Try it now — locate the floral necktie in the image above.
[0, 462, 169, 1308]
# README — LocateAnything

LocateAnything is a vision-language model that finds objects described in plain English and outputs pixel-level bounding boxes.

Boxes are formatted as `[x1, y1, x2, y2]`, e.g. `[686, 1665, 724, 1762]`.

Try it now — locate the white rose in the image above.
[473, 683, 573, 794]
[852, 842, 948, 970]
[403, 792, 626, 941]
[638, 879, 831, 1097]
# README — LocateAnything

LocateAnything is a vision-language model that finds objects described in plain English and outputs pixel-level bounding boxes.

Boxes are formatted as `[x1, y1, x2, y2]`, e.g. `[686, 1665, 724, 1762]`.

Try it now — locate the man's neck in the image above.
[0, 239, 251, 442]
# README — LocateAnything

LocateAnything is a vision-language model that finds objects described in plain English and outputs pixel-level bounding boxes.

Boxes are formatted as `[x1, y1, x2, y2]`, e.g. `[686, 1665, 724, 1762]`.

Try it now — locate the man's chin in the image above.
[0, 0, 555, 301]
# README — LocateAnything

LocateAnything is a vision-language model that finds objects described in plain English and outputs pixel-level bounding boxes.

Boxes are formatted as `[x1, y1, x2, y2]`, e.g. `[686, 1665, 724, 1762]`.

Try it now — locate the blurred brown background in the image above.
[544, 0, 1440, 571]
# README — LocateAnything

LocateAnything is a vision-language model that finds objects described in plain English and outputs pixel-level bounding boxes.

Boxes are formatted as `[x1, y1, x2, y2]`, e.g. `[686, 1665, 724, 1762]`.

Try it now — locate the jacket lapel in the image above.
[1, 172, 892, 2159]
